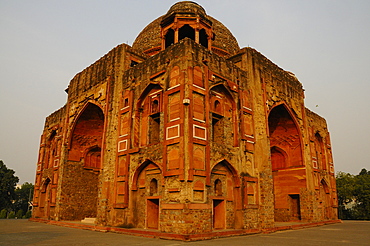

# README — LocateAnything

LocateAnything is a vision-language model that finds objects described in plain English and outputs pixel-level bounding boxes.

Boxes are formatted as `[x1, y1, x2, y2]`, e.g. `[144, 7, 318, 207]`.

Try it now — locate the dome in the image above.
[132, 1, 240, 57]
[166, 1, 206, 16]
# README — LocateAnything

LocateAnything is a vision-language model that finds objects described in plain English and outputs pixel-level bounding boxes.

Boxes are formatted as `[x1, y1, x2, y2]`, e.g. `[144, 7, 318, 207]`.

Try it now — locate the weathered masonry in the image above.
[32, 1, 338, 236]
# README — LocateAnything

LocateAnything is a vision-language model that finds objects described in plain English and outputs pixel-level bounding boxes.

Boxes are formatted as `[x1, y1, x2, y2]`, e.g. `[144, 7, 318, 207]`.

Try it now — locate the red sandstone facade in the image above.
[32, 1, 337, 235]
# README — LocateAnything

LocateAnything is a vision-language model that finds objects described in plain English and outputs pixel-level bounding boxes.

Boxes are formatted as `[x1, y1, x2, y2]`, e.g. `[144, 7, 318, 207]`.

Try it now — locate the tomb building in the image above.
[32, 1, 338, 235]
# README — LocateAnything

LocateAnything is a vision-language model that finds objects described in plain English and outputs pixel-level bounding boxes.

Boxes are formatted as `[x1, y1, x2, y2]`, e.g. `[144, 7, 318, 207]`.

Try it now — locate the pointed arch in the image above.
[271, 146, 288, 170]
[131, 159, 163, 190]
[68, 102, 104, 151]
[315, 131, 327, 170]
[179, 24, 195, 41]
[211, 159, 240, 187]
[269, 103, 306, 222]
[84, 145, 102, 169]
[209, 83, 235, 103]
[137, 83, 163, 108]
[211, 159, 241, 229]
[320, 179, 330, 194]
[164, 28, 175, 48]
[268, 103, 303, 168]
[209, 83, 238, 146]
[268, 103, 301, 137]
[40, 177, 51, 193]
[199, 28, 209, 48]
[62, 102, 103, 220]
[135, 84, 163, 147]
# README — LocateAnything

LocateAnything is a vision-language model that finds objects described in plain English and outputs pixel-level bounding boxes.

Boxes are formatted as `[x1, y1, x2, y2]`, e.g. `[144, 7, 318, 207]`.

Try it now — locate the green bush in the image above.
[16, 209, 23, 219]
[25, 210, 32, 219]
[8, 211, 15, 219]
[0, 209, 7, 219]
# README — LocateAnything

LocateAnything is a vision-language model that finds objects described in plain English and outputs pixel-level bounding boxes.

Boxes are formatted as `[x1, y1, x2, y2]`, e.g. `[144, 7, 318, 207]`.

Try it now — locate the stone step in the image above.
[81, 218, 96, 224]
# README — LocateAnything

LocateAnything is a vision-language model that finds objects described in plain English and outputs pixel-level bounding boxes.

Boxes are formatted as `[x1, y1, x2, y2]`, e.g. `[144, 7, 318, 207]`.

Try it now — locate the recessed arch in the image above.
[209, 83, 235, 103]
[214, 100, 221, 113]
[132, 159, 163, 191]
[268, 103, 303, 168]
[137, 83, 163, 107]
[165, 28, 175, 48]
[269, 103, 305, 222]
[315, 132, 327, 170]
[149, 178, 158, 196]
[268, 103, 301, 136]
[63, 102, 104, 220]
[179, 24, 195, 42]
[68, 102, 104, 152]
[320, 179, 330, 194]
[84, 146, 101, 169]
[214, 179, 223, 196]
[211, 159, 240, 188]
[199, 28, 208, 48]
[131, 159, 162, 229]
[41, 177, 51, 193]
[271, 146, 288, 170]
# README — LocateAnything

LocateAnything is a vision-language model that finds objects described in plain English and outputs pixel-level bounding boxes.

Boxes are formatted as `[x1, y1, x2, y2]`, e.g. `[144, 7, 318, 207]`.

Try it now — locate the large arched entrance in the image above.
[63, 103, 104, 220]
[268, 104, 305, 222]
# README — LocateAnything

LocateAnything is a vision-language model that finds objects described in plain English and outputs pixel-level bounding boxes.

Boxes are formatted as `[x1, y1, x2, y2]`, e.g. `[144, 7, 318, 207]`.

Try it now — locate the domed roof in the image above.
[132, 1, 240, 56]
[166, 1, 206, 16]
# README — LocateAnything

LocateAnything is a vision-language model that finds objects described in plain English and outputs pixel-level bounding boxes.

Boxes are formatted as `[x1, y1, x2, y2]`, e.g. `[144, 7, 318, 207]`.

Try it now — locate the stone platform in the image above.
[29, 218, 341, 241]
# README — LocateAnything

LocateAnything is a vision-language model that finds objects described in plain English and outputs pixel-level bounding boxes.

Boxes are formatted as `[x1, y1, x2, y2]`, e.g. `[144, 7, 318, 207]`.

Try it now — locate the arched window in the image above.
[165, 29, 175, 48]
[214, 179, 223, 196]
[179, 24, 195, 41]
[214, 100, 221, 113]
[315, 133, 326, 170]
[150, 178, 158, 196]
[85, 147, 101, 169]
[199, 29, 208, 48]
[151, 99, 159, 114]
[271, 146, 287, 170]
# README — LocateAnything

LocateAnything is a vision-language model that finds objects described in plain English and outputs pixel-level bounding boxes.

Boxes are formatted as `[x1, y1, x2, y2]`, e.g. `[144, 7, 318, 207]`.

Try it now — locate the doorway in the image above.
[147, 199, 159, 229]
[213, 199, 225, 229]
[289, 194, 301, 220]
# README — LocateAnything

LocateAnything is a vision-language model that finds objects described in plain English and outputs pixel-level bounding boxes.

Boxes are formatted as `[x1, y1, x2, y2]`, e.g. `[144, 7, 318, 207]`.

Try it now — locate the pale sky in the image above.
[1, 0, 369, 184]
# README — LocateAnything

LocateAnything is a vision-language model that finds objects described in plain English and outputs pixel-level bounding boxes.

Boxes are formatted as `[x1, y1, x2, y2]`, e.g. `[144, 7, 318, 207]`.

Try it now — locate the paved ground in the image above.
[0, 220, 369, 245]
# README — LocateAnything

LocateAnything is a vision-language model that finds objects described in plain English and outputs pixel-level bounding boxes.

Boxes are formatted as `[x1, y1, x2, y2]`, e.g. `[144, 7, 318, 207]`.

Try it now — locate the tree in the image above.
[0, 160, 19, 211]
[336, 171, 355, 219]
[0, 209, 7, 219]
[336, 168, 370, 220]
[353, 169, 370, 220]
[14, 182, 34, 215]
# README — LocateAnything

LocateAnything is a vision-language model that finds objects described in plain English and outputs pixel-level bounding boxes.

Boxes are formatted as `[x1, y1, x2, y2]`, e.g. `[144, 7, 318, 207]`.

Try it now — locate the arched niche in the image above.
[62, 102, 104, 221]
[199, 28, 209, 48]
[179, 24, 195, 42]
[319, 179, 332, 220]
[131, 160, 162, 229]
[210, 160, 241, 230]
[268, 104, 303, 168]
[136, 84, 163, 147]
[165, 28, 175, 48]
[314, 132, 327, 170]
[271, 146, 288, 170]
[84, 146, 102, 169]
[209, 84, 236, 146]
[268, 104, 305, 222]
[69, 103, 104, 162]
